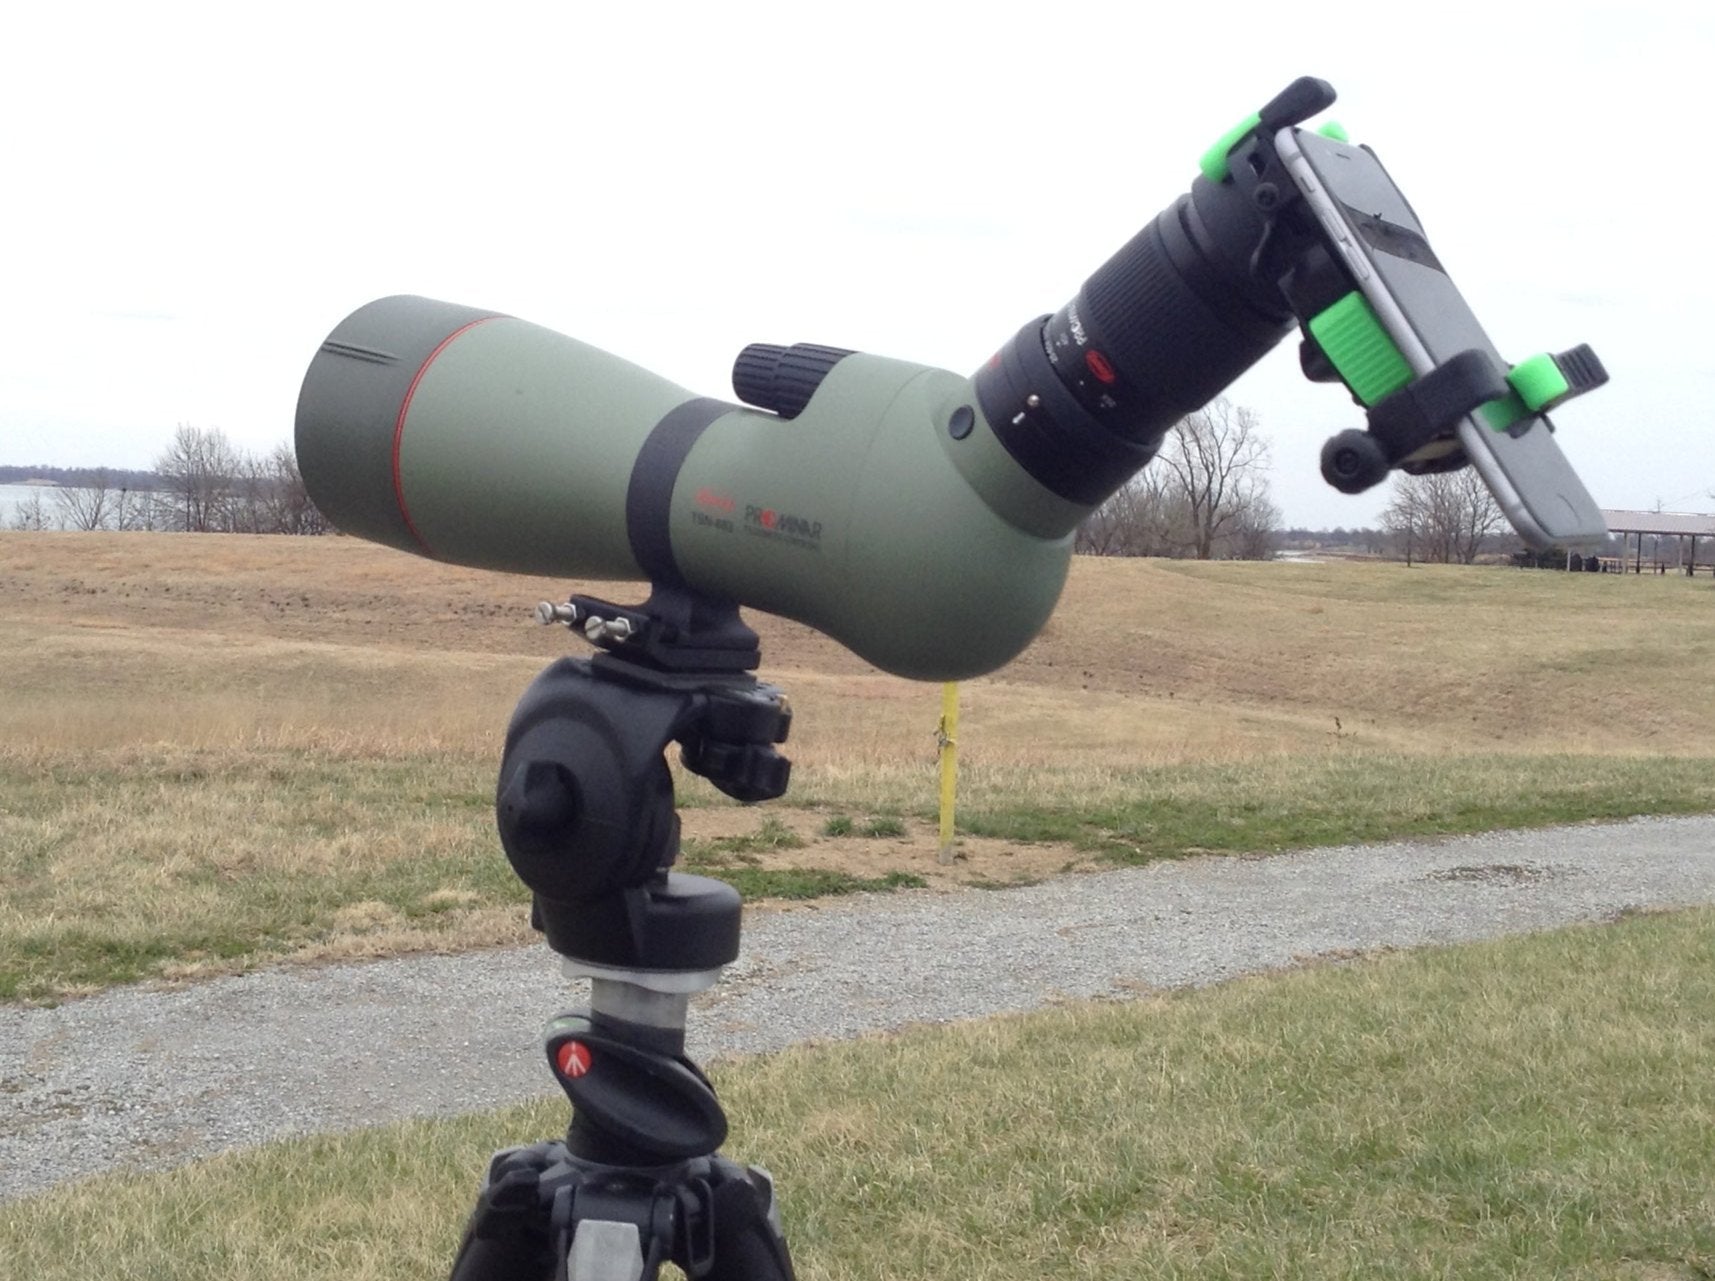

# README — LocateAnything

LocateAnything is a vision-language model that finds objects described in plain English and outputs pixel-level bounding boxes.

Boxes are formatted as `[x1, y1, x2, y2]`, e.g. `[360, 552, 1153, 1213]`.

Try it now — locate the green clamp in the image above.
[1199, 112, 1261, 183]
[1307, 291, 1412, 406]
[1199, 115, 1348, 182]
[1311, 294, 1610, 436]
[1197, 79, 1338, 181]
[1507, 345, 1609, 414]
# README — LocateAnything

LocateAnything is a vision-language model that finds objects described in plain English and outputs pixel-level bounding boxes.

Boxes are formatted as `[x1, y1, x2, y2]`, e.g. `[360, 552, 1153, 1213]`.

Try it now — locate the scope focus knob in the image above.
[732, 342, 855, 419]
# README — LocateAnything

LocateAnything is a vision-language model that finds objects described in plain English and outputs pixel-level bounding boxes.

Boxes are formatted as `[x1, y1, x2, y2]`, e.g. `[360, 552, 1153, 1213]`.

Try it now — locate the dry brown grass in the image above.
[6, 531, 1715, 997]
[9, 531, 1713, 763]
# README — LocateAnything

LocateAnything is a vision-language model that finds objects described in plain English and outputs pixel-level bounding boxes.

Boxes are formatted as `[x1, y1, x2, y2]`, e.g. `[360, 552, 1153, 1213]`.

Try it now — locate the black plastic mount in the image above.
[1200, 78, 1610, 500]
[546, 1010, 727, 1164]
[1256, 76, 1339, 135]
[565, 586, 764, 673]
[1369, 349, 1509, 465]
[500, 587, 791, 970]
[497, 653, 790, 968]
[1201, 83, 1612, 499]
[1210, 83, 1373, 346]
[1320, 349, 1509, 494]
[1535, 343, 1609, 412]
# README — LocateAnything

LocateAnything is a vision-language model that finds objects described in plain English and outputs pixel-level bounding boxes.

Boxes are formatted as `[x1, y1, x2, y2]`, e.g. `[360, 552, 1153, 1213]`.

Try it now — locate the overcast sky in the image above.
[3, 0, 1708, 530]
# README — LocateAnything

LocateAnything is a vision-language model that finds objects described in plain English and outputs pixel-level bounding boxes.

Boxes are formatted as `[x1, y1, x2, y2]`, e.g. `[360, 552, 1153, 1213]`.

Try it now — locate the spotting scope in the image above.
[296, 78, 1604, 680]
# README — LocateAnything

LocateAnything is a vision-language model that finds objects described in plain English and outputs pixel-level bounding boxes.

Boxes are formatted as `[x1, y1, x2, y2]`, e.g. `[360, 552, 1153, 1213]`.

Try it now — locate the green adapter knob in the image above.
[1508, 345, 1609, 413]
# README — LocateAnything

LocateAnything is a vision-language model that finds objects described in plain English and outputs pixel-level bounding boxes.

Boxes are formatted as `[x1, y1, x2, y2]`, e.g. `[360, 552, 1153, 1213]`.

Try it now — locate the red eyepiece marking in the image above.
[1085, 350, 1117, 385]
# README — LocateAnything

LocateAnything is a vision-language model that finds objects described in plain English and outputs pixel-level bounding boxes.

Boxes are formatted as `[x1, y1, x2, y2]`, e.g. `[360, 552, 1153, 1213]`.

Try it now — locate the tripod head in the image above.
[496, 583, 790, 974]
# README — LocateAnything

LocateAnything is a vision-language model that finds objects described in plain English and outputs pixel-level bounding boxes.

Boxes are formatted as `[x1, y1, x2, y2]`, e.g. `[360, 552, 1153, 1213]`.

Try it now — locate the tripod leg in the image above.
[447, 1146, 560, 1281]
[704, 1165, 797, 1281]
[449, 1230, 556, 1281]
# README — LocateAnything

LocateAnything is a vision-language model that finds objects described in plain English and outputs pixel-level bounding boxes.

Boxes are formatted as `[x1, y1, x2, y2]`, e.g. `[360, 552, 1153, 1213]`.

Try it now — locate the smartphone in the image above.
[1275, 126, 1607, 549]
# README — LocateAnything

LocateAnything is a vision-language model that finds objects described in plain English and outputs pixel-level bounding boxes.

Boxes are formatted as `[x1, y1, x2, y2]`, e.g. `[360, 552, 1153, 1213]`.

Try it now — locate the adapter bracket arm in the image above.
[1320, 349, 1510, 494]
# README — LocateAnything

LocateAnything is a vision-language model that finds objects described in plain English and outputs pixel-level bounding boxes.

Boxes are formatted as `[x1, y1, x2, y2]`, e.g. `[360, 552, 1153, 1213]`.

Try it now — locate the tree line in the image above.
[0, 463, 160, 490]
[1376, 467, 1505, 565]
[2, 414, 1585, 566]
[7, 426, 327, 535]
[1075, 398, 1280, 560]
[1071, 398, 1526, 565]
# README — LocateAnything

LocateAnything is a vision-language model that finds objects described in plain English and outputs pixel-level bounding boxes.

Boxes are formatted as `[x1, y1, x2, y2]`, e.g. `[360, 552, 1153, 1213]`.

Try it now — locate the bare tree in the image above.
[155, 424, 241, 532]
[1077, 480, 1139, 557]
[111, 485, 150, 531]
[1228, 491, 1281, 561]
[1077, 398, 1278, 560]
[1381, 477, 1426, 565]
[1446, 468, 1504, 563]
[219, 443, 327, 535]
[228, 453, 271, 533]
[1380, 468, 1503, 564]
[1153, 398, 1275, 560]
[8, 490, 50, 531]
[264, 443, 327, 535]
[53, 470, 115, 531]
[1076, 468, 1184, 557]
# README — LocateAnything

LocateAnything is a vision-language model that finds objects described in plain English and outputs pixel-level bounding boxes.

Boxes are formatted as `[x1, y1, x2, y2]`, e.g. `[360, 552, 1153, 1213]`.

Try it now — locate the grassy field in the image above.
[5, 908, 1711, 1279]
[6, 531, 1715, 999]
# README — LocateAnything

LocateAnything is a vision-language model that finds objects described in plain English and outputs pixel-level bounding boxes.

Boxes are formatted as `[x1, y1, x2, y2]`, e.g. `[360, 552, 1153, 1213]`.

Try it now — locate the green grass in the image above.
[818, 814, 906, 838]
[680, 815, 924, 898]
[674, 825, 923, 898]
[0, 751, 917, 1001]
[0, 748, 519, 1000]
[7, 747, 1715, 1000]
[689, 816, 808, 857]
[6, 909, 1712, 1279]
[687, 866, 927, 899]
[955, 751, 1715, 862]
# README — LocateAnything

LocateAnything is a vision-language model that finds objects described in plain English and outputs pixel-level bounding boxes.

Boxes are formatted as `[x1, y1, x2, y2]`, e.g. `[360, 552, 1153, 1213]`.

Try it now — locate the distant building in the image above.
[1600, 509, 1715, 574]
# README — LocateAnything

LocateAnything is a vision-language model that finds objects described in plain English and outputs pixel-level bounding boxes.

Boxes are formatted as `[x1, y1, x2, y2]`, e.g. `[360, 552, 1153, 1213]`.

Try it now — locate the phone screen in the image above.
[1282, 128, 1606, 548]
[1289, 135, 1486, 371]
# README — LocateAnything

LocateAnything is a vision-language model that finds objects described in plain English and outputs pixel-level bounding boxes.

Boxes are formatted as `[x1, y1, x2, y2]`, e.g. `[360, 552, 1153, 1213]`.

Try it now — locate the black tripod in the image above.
[448, 586, 798, 1281]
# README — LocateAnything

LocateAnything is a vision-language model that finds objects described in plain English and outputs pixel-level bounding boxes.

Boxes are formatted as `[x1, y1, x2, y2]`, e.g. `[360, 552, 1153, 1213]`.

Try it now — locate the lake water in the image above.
[0, 482, 64, 525]
[0, 482, 156, 528]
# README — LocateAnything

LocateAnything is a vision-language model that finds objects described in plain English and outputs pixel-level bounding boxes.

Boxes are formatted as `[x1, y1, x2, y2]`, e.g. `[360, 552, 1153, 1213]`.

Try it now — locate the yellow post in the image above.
[936, 681, 959, 865]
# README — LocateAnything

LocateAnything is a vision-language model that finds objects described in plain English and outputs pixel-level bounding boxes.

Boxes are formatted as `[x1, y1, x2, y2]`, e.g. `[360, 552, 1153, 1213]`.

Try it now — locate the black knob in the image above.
[499, 759, 582, 855]
[1320, 428, 1390, 494]
[732, 342, 855, 419]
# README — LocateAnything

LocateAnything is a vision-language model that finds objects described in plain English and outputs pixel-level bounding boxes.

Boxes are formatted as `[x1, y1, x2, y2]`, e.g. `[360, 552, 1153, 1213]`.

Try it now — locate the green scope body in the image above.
[296, 174, 1293, 680]
[297, 297, 1084, 680]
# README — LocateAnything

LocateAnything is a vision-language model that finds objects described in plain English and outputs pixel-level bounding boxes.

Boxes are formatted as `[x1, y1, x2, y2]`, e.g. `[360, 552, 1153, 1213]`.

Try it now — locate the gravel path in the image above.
[5, 816, 1714, 1202]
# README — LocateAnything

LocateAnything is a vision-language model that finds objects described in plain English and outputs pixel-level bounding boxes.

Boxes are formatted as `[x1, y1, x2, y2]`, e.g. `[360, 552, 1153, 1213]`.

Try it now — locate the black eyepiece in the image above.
[975, 172, 1297, 505]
